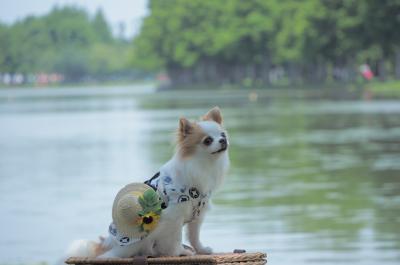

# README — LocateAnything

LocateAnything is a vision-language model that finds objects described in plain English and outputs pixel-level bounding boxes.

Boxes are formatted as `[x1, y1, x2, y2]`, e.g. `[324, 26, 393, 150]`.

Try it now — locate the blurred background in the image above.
[0, 1, 400, 265]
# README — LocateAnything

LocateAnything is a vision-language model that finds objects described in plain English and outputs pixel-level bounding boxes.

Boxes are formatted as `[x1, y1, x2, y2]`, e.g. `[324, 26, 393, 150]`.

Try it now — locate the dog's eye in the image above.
[221, 132, 226, 138]
[203, 136, 213, 146]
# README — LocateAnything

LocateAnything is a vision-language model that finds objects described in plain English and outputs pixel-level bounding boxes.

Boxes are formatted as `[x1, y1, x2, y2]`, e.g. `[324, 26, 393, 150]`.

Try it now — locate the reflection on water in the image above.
[0, 86, 399, 265]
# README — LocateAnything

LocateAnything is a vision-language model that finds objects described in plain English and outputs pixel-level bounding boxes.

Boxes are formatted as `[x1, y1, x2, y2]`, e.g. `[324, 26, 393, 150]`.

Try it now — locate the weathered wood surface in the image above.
[66, 252, 267, 265]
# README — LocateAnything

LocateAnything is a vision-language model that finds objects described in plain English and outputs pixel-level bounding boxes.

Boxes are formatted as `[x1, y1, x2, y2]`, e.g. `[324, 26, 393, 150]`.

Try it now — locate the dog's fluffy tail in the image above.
[65, 237, 108, 258]
[58, 237, 111, 265]
[65, 239, 99, 258]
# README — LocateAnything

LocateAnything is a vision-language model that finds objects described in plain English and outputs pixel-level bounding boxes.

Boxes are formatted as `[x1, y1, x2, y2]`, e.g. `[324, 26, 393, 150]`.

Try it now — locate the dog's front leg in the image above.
[187, 208, 212, 254]
[154, 205, 193, 256]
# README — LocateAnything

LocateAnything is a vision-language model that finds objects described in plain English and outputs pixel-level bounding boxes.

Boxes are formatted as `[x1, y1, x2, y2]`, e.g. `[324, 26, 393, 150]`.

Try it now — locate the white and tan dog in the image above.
[65, 107, 229, 258]
[149, 106, 230, 256]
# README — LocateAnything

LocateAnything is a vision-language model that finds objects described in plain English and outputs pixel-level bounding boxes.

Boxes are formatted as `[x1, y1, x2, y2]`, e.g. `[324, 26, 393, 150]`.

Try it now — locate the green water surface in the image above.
[0, 85, 399, 265]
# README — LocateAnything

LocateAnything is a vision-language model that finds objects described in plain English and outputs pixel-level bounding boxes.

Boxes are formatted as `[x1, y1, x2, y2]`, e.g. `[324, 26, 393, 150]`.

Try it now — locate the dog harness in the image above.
[108, 172, 209, 246]
[145, 171, 210, 223]
[108, 222, 145, 246]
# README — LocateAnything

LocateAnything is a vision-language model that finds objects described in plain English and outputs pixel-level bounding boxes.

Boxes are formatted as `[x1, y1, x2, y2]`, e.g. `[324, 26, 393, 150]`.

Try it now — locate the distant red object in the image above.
[359, 64, 374, 80]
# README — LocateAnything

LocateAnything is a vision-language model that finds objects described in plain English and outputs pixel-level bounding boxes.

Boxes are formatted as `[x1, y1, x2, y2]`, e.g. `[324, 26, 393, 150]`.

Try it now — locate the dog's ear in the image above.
[202, 106, 223, 124]
[179, 117, 193, 138]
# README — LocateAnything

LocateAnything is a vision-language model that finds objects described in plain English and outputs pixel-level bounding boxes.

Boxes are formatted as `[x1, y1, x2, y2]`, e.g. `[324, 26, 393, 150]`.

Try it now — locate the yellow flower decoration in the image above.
[140, 212, 160, 232]
[137, 189, 163, 233]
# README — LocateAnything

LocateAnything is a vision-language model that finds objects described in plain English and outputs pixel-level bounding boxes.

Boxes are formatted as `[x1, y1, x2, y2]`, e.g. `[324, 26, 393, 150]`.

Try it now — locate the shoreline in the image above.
[0, 80, 155, 89]
[1, 80, 400, 99]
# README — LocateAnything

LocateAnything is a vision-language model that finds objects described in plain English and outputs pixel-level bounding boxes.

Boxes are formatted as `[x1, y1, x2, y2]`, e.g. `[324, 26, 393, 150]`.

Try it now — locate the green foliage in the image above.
[92, 9, 113, 43]
[132, 0, 400, 84]
[0, 6, 130, 81]
[53, 47, 90, 80]
[0, 23, 11, 72]
[3, 1, 399, 84]
[138, 189, 163, 216]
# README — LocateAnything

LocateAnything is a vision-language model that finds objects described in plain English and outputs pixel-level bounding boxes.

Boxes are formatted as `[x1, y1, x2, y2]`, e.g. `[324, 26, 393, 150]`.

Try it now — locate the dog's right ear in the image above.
[202, 106, 223, 124]
[179, 117, 192, 138]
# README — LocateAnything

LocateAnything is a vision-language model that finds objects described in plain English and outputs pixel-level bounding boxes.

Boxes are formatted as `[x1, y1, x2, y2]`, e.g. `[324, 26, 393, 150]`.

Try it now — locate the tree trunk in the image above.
[395, 49, 400, 79]
[260, 58, 271, 85]
[377, 58, 387, 81]
[316, 60, 328, 83]
[287, 62, 301, 85]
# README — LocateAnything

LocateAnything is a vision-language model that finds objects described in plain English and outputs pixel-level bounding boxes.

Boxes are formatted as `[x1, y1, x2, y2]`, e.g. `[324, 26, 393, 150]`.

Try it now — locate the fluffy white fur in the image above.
[64, 107, 229, 259]
[152, 120, 229, 256]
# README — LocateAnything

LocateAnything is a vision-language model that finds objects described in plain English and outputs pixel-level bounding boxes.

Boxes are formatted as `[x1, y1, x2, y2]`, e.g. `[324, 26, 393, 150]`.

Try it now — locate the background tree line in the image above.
[132, 0, 400, 87]
[0, 6, 134, 82]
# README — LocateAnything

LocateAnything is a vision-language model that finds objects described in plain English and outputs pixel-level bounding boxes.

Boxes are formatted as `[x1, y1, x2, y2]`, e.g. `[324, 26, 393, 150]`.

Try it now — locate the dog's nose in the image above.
[219, 138, 227, 148]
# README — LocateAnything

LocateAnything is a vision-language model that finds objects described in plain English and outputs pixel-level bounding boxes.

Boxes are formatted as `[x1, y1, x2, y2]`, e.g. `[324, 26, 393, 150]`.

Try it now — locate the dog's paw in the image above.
[196, 246, 213, 255]
[179, 247, 195, 256]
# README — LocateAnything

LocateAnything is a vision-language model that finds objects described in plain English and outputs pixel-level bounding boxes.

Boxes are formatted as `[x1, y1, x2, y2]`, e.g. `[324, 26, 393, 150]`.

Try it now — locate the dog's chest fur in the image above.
[166, 152, 229, 192]
[154, 152, 229, 222]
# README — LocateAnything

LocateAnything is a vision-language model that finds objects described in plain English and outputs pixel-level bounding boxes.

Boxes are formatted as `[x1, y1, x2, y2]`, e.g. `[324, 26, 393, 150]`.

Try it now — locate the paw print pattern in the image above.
[145, 172, 212, 223]
[178, 195, 190, 203]
[189, 187, 199, 198]
[108, 221, 148, 246]
[119, 237, 130, 244]
[163, 176, 172, 185]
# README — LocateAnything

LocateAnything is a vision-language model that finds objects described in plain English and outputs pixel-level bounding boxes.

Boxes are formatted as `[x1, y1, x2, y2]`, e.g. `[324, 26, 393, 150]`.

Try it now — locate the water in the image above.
[0, 85, 399, 265]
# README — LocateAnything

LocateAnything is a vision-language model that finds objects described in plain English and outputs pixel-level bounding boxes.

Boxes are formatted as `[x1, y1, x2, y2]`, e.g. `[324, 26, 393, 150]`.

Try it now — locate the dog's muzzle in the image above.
[212, 138, 228, 154]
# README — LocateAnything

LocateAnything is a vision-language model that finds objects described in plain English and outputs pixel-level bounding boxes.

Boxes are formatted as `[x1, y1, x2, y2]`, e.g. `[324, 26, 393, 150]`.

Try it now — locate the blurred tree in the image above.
[53, 47, 90, 81]
[2, 1, 400, 85]
[92, 8, 113, 43]
[132, 0, 400, 86]
[88, 43, 131, 78]
[0, 23, 12, 72]
[0, 6, 131, 82]
[360, 0, 400, 80]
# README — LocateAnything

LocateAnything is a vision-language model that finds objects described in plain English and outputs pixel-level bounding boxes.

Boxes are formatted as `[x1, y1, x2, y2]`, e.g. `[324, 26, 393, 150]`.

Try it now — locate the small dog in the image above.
[65, 107, 229, 258]
[148, 106, 230, 256]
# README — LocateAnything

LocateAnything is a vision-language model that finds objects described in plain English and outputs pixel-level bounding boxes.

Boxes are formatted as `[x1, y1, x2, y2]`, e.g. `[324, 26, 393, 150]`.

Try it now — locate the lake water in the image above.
[0, 85, 399, 265]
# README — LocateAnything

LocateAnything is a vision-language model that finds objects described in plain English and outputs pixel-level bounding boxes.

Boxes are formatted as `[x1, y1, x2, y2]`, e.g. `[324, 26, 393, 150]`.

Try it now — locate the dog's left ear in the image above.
[179, 117, 193, 138]
[202, 106, 223, 124]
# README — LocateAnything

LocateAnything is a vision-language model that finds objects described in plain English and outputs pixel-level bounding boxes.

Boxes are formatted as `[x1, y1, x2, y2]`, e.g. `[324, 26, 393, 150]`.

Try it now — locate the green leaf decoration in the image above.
[138, 196, 146, 207]
[138, 189, 163, 216]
